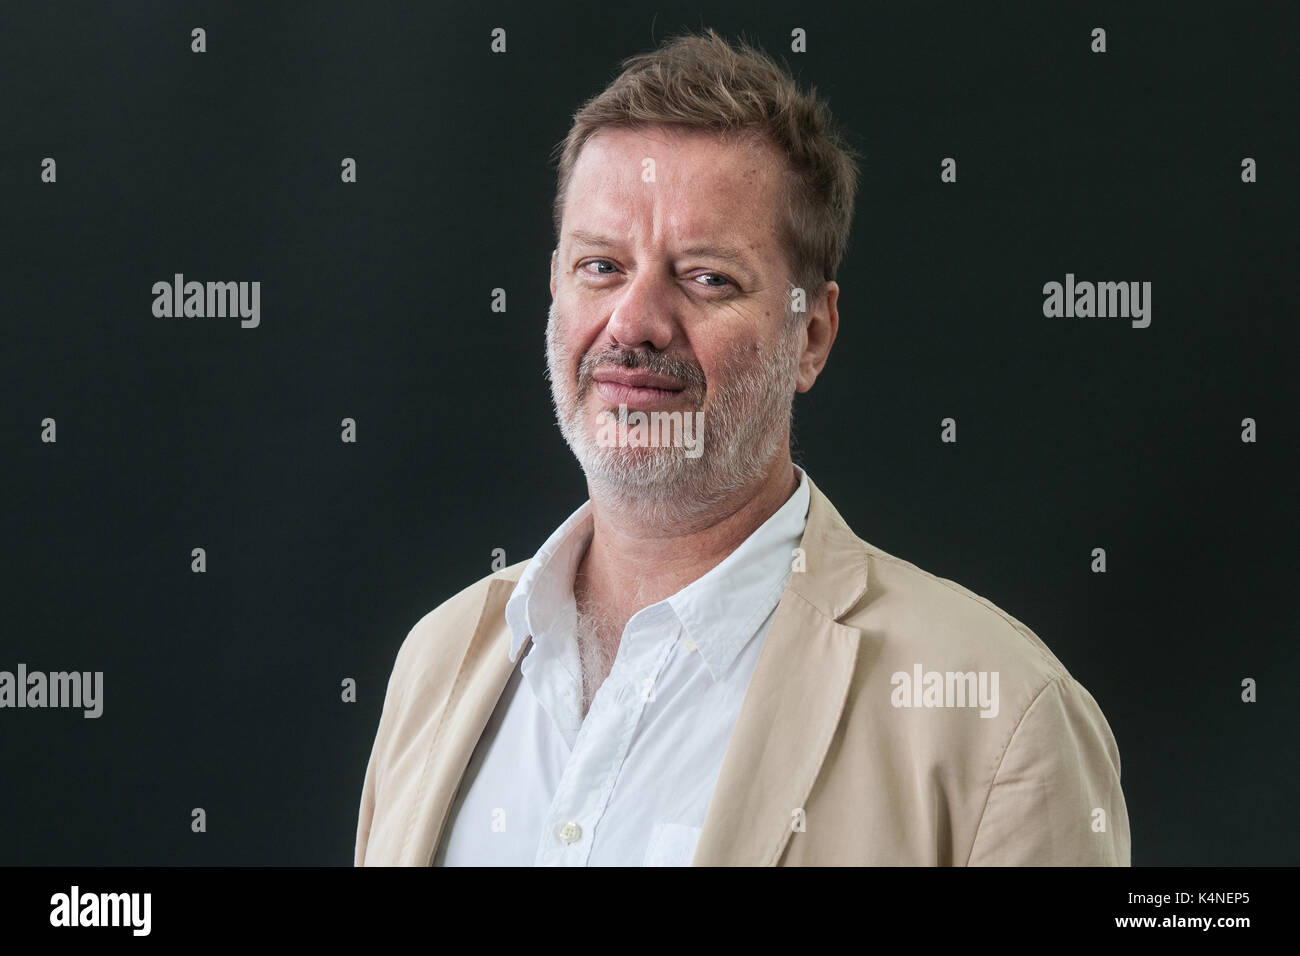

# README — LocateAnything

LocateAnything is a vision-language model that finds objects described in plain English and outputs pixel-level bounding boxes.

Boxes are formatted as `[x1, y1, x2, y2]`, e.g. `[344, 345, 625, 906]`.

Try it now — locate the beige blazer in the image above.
[356, 475, 1130, 866]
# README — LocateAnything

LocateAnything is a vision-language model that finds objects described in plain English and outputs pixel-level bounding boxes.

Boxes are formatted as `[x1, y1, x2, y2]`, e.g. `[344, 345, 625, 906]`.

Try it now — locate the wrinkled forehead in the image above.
[562, 125, 790, 250]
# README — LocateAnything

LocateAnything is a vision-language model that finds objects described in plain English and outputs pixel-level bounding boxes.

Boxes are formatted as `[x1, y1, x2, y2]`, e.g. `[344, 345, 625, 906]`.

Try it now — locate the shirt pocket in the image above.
[643, 821, 704, 867]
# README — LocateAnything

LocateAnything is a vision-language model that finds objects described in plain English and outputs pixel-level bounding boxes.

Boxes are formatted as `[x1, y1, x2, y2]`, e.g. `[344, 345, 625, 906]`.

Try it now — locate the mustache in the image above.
[576, 346, 707, 401]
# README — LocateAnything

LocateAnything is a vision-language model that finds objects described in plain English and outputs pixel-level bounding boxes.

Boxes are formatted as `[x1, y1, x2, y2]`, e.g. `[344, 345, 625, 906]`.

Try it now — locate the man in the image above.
[355, 29, 1130, 866]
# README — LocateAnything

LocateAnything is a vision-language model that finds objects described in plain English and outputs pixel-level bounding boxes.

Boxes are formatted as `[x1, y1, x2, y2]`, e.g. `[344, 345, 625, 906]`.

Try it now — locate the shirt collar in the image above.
[504, 501, 593, 662]
[504, 467, 812, 677]
[666, 468, 809, 679]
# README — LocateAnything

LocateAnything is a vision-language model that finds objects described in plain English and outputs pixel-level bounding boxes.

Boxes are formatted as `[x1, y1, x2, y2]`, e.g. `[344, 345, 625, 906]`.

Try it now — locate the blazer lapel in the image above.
[400, 575, 527, 866]
[691, 476, 869, 866]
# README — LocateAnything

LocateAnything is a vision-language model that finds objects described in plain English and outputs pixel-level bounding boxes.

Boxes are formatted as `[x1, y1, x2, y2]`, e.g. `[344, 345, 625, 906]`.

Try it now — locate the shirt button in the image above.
[557, 821, 582, 844]
[683, 638, 697, 653]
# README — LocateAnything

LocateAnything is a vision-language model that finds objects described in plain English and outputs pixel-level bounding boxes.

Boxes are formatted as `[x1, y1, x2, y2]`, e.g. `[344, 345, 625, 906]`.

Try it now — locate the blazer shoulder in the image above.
[849, 540, 1070, 688]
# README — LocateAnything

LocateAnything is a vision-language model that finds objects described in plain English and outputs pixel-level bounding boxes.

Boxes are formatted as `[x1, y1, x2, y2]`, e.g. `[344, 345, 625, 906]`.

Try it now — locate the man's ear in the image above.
[796, 281, 839, 393]
[550, 248, 558, 298]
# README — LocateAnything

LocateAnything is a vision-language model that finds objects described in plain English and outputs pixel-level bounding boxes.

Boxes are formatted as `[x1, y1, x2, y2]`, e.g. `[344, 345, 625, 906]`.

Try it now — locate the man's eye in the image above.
[580, 261, 732, 289]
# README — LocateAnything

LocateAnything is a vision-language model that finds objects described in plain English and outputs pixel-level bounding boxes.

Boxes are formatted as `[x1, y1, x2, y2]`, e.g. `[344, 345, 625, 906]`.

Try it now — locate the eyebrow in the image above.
[569, 230, 757, 275]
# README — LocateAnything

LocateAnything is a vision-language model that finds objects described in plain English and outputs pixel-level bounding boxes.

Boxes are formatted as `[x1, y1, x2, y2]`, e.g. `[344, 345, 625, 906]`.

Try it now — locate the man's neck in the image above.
[575, 455, 801, 626]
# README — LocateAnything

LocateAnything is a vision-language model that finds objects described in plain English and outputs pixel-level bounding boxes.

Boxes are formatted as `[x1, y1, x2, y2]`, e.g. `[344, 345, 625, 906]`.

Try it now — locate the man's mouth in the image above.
[590, 369, 687, 409]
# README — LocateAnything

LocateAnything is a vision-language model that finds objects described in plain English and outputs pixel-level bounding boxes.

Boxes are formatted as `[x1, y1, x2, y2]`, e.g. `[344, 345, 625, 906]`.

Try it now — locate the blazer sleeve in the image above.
[354, 647, 410, 866]
[966, 675, 1131, 865]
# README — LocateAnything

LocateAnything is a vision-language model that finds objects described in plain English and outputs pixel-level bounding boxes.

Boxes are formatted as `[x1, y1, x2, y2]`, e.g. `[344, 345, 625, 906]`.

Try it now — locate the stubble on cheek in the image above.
[545, 304, 580, 400]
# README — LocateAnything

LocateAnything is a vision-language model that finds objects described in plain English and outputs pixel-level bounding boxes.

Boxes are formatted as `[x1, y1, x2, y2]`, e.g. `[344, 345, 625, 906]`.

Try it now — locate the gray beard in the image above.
[545, 300, 802, 529]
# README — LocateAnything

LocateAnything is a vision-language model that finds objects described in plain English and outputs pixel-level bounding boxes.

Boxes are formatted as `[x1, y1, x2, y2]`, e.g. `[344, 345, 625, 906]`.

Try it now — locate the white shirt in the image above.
[433, 468, 811, 866]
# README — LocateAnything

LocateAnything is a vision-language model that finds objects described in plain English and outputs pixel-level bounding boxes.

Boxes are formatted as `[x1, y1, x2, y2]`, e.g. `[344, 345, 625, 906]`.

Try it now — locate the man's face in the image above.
[547, 125, 810, 518]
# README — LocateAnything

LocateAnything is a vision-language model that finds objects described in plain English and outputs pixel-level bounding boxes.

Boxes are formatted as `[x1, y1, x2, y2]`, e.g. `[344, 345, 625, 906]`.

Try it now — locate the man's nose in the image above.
[604, 267, 676, 352]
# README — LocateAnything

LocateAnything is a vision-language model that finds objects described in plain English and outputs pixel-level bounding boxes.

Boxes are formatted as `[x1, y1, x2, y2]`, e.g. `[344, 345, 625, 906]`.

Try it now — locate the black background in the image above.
[2, 0, 1296, 865]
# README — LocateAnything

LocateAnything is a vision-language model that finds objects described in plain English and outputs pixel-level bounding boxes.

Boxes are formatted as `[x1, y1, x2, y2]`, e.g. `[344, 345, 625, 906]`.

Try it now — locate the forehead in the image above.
[563, 125, 788, 255]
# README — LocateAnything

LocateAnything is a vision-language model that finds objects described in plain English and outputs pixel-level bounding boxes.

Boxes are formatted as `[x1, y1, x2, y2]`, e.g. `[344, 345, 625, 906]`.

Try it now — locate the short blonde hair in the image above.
[551, 28, 861, 298]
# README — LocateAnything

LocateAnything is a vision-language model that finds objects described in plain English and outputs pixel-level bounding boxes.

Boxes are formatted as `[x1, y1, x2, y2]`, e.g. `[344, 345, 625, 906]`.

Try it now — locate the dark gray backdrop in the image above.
[2, 0, 1296, 865]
